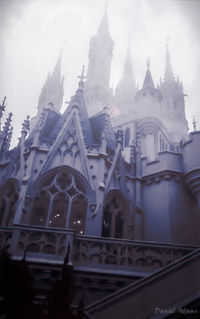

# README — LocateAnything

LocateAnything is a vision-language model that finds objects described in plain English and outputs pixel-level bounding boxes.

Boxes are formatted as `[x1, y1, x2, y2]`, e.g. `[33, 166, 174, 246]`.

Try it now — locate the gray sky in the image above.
[0, 0, 200, 147]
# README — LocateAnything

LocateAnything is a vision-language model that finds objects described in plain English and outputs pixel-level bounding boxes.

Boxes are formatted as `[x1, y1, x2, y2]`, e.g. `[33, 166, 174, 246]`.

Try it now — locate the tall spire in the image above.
[38, 49, 64, 114]
[85, 3, 114, 116]
[51, 48, 62, 82]
[122, 45, 135, 82]
[142, 58, 155, 89]
[114, 44, 137, 114]
[97, 2, 110, 37]
[164, 44, 175, 83]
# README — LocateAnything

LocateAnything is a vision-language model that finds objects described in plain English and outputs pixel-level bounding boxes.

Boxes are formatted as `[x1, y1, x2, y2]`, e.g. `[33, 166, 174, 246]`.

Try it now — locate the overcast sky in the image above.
[0, 0, 200, 147]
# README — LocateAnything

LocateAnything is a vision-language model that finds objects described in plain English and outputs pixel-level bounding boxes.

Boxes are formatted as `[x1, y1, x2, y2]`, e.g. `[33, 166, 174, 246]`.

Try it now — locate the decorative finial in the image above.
[78, 65, 86, 89]
[58, 41, 67, 61]
[166, 37, 170, 45]
[0, 97, 6, 119]
[166, 37, 171, 54]
[37, 108, 48, 132]
[192, 116, 197, 132]
[3, 113, 13, 134]
[147, 57, 150, 71]
[21, 115, 30, 135]
[105, 1, 108, 11]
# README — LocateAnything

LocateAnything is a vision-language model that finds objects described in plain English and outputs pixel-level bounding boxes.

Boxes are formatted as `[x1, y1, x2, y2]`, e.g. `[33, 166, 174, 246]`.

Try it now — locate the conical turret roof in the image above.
[142, 59, 155, 89]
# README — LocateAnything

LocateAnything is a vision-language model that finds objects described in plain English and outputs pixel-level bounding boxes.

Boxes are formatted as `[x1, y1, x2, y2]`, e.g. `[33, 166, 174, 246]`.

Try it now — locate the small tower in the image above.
[142, 58, 155, 89]
[85, 4, 115, 117]
[38, 50, 64, 114]
[159, 44, 188, 144]
[135, 59, 162, 120]
[114, 45, 138, 114]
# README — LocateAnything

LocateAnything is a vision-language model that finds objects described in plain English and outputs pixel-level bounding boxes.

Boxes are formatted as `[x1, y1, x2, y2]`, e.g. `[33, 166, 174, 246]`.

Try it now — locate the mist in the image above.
[0, 0, 199, 147]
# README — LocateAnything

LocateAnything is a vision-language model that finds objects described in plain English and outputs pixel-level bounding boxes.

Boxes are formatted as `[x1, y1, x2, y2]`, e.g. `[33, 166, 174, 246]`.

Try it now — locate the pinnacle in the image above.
[97, 3, 111, 37]
[122, 45, 134, 81]
[142, 58, 155, 89]
[164, 44, 175, 83]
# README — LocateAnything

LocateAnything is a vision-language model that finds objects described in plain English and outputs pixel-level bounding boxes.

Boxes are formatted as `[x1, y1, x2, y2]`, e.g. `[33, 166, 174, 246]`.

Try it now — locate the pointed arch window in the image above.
[49, 192, 69, 228]
[31, 190, 50, 226]
[29, 168, 88, 234]
[69, 194, 87, 234]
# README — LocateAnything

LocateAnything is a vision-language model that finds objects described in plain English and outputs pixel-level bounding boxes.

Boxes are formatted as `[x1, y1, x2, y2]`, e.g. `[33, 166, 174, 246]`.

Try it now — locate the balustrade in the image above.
[0, 226, 195, 273]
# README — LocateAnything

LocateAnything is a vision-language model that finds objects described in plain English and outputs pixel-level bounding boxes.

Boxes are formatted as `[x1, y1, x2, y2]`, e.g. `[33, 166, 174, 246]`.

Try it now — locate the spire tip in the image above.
[147, 57, 150, 71]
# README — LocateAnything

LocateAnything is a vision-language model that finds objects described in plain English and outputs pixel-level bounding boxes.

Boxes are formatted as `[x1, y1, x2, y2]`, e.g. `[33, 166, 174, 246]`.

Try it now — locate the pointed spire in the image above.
[51, 48, 63, 81]
[142, 58, 155, 89]
[164, 43, 175, 83]
[38, 48, 64, 113]
[122, 44, 134, 82]
[97, 2, 110, 37]
[21, 115, 30, 136]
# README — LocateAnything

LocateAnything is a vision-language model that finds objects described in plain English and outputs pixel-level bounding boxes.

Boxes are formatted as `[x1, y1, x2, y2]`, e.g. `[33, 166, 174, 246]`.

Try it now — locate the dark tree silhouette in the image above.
[0, 250, 37, 319]
[0, 249, 84, 319]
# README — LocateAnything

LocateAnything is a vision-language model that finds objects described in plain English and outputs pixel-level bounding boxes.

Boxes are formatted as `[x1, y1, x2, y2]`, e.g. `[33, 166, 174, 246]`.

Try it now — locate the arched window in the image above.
[69, 194, 87, 234]
[0, 179, 19, 227]
[29, 168, 88, 234]
[49, 192, 69, 228]
[102, 191, 129, 239]
[31, 190, 50, 226]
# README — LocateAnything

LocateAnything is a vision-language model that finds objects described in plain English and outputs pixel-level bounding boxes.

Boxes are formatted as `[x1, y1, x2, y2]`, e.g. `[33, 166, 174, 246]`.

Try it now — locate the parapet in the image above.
[142, 151, 183, 178]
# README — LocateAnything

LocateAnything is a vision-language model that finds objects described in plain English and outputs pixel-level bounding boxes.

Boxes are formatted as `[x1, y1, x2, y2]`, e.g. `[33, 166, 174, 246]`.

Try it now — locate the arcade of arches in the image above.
[0, 172, 131, 240]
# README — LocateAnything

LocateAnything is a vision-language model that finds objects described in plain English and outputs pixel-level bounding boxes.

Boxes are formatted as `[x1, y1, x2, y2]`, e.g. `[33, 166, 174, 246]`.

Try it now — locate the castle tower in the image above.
[114, 45, 138, 114]
[38, 50, 64, 114]
[159, 45, 188, 145]
[85, 4, 115, 117]
[135, 59, 162, 120]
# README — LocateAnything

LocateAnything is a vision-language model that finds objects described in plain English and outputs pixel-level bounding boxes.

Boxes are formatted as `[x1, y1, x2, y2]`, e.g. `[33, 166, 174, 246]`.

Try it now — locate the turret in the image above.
[135, 59, 162, 120]
[159, 45, 188, 144]
[114, 45, 138, 114]
[85, 4, 115, 117]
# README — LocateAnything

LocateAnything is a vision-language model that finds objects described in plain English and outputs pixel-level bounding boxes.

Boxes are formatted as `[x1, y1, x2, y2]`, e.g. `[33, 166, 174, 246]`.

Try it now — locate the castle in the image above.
[1, 5, 200, 318]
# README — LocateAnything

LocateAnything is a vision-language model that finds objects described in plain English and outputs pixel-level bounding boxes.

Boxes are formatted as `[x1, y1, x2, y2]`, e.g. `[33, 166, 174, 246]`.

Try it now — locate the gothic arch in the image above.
[102, 190, 130, 239]
[0, 179, 19, 227]
[28, 166, 92, 234]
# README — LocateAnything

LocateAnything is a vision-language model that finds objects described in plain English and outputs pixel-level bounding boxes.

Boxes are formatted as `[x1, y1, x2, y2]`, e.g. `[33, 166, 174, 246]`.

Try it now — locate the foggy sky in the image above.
[0, 0, 200, 147]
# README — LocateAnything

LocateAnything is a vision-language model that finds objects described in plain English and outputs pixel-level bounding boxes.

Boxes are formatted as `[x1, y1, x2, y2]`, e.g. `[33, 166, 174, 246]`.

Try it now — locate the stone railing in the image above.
[0, 225, 74, 260]
[72, 235, 195, 273]
[0, 226, 196, 273]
